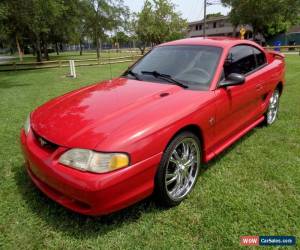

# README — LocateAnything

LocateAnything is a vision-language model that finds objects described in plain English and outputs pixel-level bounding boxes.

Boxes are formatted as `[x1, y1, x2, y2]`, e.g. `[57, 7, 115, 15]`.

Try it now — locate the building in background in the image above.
[268, 26, 300, 46]
[187, 15, 300, 46]
[187, 16, 253, 38]
[187, 15, 265, 43]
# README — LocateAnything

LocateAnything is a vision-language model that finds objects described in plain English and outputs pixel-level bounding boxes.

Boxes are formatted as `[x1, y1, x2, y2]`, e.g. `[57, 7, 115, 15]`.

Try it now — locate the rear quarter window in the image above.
[253, 47, 267, 67]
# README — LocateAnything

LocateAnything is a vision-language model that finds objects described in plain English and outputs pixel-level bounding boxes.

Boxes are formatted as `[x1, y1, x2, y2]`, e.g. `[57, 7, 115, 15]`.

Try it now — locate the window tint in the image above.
[253, 47, 266, 67]
[131, 46, 222, 90]
[224, 45, 256, 77]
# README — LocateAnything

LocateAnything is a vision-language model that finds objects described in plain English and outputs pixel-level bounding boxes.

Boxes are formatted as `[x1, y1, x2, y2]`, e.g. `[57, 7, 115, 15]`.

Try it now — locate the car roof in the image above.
[159, 37, 262, 49]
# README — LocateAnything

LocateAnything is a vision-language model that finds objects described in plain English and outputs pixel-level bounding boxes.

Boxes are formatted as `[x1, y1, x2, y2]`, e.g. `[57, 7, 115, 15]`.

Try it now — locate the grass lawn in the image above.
[0, 56, 299, 249]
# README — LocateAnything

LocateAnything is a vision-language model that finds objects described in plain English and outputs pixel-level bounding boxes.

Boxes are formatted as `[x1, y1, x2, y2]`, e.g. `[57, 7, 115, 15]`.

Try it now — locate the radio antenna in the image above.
[108, 42, 113, 81]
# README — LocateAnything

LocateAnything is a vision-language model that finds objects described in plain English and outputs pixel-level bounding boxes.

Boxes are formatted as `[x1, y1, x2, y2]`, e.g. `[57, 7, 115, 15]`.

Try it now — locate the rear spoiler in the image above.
[267, 50, 285, 60]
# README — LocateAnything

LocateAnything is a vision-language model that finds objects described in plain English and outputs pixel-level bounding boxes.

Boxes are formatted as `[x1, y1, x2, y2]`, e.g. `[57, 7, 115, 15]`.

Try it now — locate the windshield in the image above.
[127, 45, 222, 90]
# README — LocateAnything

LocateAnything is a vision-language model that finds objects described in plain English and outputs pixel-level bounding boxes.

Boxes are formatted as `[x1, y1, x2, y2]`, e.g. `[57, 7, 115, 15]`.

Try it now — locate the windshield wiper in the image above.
[141, 71, 188, 89]
[123, 70, 141, 80]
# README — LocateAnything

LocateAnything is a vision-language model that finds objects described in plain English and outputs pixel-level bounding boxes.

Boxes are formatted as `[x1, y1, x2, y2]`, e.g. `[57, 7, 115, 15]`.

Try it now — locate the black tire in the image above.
[154, 131, 201, 207]
[264, 88, 280, 126]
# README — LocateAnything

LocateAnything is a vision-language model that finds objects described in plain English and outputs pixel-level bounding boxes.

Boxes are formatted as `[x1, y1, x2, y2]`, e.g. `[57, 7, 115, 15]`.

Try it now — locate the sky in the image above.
[123, 0, 231, 22]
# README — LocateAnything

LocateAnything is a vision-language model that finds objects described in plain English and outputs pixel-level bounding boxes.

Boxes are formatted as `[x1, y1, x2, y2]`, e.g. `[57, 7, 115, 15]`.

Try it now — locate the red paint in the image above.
[21, 37, 285, 216]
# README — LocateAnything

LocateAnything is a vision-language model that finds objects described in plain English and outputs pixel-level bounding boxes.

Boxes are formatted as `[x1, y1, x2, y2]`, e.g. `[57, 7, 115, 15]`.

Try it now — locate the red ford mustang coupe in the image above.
[21, 37, 285, 216]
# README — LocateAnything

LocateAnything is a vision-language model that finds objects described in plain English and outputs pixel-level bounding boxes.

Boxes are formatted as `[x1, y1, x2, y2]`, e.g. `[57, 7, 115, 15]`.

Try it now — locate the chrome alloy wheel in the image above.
[165, 138, 200, 201]
[266, 89, 280, 125]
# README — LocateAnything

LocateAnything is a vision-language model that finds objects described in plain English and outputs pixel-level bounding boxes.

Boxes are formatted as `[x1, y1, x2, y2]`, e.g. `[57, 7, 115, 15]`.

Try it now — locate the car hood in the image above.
[31, 78, 212, 150]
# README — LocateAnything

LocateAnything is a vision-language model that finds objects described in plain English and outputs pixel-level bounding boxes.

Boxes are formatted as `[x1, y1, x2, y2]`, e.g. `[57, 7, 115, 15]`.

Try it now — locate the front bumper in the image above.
[20, 129, 162, 216]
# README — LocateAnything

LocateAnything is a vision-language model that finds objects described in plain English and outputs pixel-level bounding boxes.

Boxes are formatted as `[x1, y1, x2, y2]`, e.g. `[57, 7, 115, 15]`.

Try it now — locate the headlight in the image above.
[24, 114, 31, 135]
[58, 149, 129, 173]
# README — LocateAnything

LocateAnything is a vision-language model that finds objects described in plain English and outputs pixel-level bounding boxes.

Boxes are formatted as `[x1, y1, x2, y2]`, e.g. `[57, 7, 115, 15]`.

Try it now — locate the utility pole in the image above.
[203, 0, 207, 38]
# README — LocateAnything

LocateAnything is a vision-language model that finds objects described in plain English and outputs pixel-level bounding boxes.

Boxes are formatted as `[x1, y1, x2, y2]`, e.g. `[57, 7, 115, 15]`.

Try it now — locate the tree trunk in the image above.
[99, 38, 102, 56]
[79, 39, 83, 56]
[43, 40, 49, 60]
[55, 43, 59, 55]
[32, 44, 36, 56]
[232, 25, 237, 38]
[15, 35, 23, 62]
[115, 35, 119, 53]
[138, 44, 146, 55]
[141, 42, 147, 55]
[252, 24, 258, 42]
[36, 38, 42, 62]
[96, 32, 100, 59]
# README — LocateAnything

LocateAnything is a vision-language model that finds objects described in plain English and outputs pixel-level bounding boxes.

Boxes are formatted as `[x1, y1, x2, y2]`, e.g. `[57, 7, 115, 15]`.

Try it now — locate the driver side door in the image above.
[212, 45, 264, 153]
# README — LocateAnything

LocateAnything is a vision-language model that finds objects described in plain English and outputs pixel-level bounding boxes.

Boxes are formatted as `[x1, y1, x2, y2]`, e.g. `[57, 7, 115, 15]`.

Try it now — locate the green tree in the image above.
[0, 0, 67, 62]
[111, 31, 130, 47]
[0, 0, 30, 61]
[222, 0, 300, 39]
[134, 1, 154, 54]
[135, 0, 187, 54]
[28, 0, 66, 61]
[0, 0, 91, 61]
[84, 0, 128, 59]
[75, 0, 92, 56]
[49, 0, 83, 56]
[0, 3, 8, 49]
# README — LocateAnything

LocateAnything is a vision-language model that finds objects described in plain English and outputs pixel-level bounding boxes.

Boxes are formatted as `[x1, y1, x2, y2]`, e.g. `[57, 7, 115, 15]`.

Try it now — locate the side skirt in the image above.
[205, 116, 265, 162]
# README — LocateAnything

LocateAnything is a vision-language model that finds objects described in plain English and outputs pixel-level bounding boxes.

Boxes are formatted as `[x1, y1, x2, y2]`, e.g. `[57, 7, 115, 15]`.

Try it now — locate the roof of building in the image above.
[288, 26, 300, 33]
[189, 16, 229, 26]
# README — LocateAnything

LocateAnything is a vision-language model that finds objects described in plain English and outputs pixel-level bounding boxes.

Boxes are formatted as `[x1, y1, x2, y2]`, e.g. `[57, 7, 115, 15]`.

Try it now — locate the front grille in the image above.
[32, 130, 58, 152]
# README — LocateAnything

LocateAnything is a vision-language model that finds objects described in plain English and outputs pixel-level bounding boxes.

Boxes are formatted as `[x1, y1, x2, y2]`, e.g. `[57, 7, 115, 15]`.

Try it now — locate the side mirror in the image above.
[219, 73, 245, 88]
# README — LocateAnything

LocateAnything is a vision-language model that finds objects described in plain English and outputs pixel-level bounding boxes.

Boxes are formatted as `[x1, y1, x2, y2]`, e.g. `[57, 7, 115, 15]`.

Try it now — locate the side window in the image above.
[224, 45, 256, 77]
[253, 47, 266, 67]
